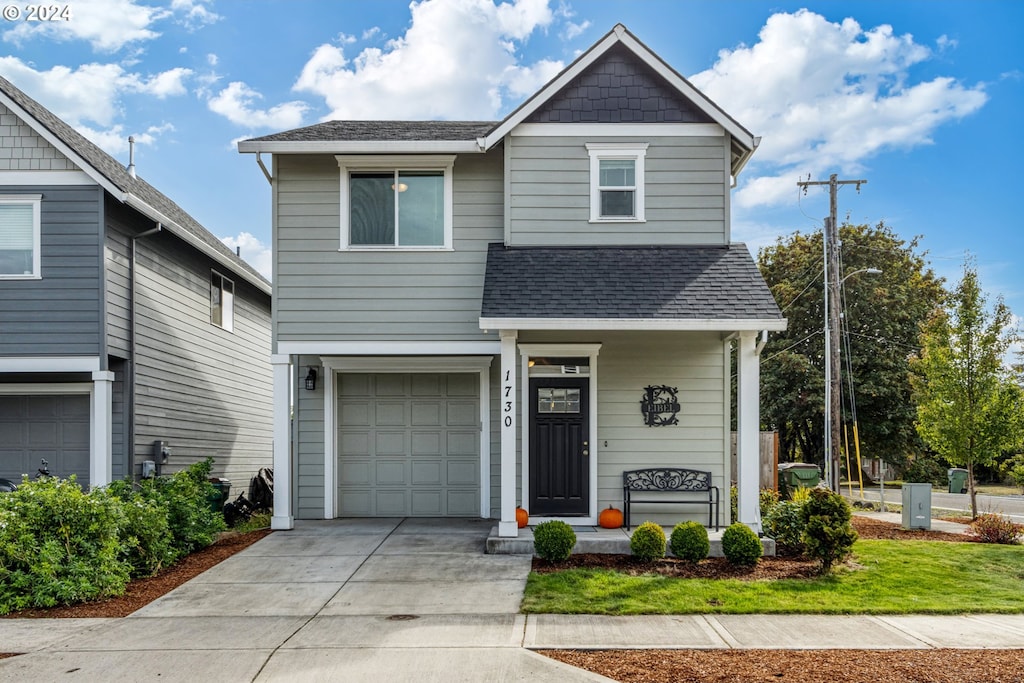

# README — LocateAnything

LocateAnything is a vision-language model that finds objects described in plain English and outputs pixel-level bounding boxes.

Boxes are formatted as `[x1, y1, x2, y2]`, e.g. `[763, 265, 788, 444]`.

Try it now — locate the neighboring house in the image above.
[0, 75, 273, 490]
[239, 24, 785, 536]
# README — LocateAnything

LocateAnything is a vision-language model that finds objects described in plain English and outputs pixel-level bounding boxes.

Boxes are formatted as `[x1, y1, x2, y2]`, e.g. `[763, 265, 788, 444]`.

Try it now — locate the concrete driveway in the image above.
[0, 518, 612, 682]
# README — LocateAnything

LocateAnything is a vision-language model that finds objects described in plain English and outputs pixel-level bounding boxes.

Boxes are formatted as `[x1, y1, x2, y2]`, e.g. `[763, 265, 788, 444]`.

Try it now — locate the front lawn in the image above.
[520, 539, 1024, 615]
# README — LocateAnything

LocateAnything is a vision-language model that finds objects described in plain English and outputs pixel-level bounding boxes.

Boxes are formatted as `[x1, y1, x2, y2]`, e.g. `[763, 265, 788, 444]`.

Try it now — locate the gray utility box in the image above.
[901, 483, 932, 530]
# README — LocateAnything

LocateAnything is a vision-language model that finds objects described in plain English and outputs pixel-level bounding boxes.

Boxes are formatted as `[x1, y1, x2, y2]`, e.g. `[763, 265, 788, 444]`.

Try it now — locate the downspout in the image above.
[129, 222, 162, 481]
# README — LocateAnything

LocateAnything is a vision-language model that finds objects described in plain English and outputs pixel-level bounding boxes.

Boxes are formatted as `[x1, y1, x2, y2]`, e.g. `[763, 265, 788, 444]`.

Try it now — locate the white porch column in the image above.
[271, 354, 294, 530]
[736, 331, 762, 533]
[90, 371, 114, 488]
[498, 330, 519, 537]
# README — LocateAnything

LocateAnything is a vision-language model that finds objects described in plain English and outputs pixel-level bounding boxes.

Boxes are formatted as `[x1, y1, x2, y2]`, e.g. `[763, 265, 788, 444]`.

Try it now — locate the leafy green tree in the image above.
[758, 222, 944, 476]
[910, 260, 1023, 518]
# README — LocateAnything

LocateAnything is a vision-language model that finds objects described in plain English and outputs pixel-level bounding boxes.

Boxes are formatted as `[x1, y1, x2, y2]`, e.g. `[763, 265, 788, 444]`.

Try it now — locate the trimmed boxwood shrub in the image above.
[801, 487, 858, 574]
[630, 521, 666, 562]
[669, 521, 709, 562]
[721, 522, 762, 566]
[533, 520, 576, 562]
[0, 477, 129, 614]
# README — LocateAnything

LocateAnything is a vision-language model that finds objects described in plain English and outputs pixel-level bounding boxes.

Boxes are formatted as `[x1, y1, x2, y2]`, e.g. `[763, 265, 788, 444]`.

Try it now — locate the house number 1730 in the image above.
[503, 370, 513, 427]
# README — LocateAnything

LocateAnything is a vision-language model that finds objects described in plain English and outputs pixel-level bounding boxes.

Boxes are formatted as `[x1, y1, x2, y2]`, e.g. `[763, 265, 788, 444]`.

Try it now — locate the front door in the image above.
[529, 377, 589, 515]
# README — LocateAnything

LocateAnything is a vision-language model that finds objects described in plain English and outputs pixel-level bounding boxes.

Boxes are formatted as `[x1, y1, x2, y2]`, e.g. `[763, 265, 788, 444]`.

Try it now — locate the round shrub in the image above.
[763, 500, 807, 556]
[533, 520, 576, 562]
[669, 521, 709, 562]
[107, 479, 180, 577]
[721, 522, 762, 566]
[800, 487, 858, 574]
[630, 521, 666, 562]
[0, 477, 130, 614]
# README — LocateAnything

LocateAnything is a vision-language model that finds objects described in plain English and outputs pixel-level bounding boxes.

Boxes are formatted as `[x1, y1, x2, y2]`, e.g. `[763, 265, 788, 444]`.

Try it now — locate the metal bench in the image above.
[622, 468, 719, 530]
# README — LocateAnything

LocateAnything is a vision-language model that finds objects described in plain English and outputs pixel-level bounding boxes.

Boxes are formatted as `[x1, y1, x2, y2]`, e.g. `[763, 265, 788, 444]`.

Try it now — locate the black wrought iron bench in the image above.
[622, 468, 719, 530]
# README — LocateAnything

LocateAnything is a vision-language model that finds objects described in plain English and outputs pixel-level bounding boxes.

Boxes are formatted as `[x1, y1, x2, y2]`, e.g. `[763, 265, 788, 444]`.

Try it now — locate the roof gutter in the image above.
[123, 192, 271, 295]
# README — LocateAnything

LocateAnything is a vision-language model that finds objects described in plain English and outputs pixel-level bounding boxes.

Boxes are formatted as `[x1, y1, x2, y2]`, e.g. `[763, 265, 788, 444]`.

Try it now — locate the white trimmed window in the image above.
[0, 194, 41, 278]
[586, 143, 647, 222]
[211, 271, 234, 332]
[337, 155, 454, 250]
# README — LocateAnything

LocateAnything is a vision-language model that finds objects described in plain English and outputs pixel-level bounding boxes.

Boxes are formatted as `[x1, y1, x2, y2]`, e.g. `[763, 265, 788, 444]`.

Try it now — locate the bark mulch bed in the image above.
[0, 528, 271, 619]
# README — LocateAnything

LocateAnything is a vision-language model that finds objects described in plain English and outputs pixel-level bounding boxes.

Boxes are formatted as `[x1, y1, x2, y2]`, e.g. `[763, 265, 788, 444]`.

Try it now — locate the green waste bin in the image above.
[777, 463, 820, 497]
[208, 477, 231, 512]
[947, 468, 968, 494]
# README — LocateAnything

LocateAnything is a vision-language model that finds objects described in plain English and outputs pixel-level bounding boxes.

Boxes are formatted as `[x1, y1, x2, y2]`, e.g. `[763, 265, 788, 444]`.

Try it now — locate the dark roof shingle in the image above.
[480, 244, 783, 321]
[245, 120, 497, 143]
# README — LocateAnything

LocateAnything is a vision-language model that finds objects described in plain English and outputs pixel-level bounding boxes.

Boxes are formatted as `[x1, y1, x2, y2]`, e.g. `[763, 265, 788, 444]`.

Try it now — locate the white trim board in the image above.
[0, 382, 92, 394]
[0, 170, 94, 185]
[278, 341, 501, 356]
[480, 318, 788, 332]
[0, 356, 101, 373]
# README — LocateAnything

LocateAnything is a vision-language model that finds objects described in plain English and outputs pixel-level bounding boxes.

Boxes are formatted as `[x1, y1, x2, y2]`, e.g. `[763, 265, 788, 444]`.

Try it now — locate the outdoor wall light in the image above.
[305, 367, 318, 391]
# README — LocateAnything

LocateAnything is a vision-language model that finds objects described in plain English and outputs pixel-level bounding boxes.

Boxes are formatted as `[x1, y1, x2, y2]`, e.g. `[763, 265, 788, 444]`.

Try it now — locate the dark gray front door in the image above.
[529, 377, 589, 516]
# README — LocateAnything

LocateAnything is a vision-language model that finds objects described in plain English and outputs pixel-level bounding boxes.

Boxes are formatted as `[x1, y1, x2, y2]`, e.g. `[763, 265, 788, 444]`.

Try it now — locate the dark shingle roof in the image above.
[480, 243, 783, 321]
[246, 120, 497, 143]
[0, 75, 269, 291]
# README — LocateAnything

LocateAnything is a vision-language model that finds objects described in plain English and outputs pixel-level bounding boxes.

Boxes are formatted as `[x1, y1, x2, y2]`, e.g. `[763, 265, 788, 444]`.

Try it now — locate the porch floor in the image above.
[486, 524, 776, 557]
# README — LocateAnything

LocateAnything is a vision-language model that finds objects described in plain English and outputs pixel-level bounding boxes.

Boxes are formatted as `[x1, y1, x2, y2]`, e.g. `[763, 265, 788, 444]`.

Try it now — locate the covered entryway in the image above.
[336, 372, 481, 517]
[0, 394, 90, 485]
[529, 376, 589, 515]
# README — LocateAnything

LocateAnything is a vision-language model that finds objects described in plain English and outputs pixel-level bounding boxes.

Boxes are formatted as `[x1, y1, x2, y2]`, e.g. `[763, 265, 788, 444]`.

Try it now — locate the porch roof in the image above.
[479, 243, 786, 331]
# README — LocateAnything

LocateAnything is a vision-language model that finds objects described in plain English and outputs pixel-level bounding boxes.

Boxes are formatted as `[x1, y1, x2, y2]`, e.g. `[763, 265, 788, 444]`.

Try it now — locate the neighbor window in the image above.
[586, 143, 647, 222]
[0, 194, 41, 278]
[211, 271, 234, 331]
[338, 155, 454, 249]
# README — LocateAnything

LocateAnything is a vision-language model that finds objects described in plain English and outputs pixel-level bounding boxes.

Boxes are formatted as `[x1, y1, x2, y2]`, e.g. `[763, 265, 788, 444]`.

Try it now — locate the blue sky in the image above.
[3, 0, 1021, 318]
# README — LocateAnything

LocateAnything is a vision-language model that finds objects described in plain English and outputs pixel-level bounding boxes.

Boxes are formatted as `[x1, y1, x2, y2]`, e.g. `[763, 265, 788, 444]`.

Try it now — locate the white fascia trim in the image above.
[0, 383, 92, 394]
[0, 170, 94, 185]
[517, 343, 602, 357]
[0, 356, 101, 373]
[277, 341, 501, 356]
[480, 318, 788, 331]
[239, 140, 482, 154]
[321, 356, 493, 373]
[122, 193, 271, 296]
[513, 123, 724, 138]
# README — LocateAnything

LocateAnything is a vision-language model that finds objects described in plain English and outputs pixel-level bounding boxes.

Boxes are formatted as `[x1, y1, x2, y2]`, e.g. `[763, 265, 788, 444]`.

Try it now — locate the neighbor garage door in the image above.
[0, 394, 90, 486]
[337, 373, 480, 517]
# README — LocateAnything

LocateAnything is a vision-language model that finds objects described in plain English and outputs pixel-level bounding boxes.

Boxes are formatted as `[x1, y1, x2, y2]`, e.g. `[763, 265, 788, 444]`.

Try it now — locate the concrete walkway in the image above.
[1, 517, 1022, 682]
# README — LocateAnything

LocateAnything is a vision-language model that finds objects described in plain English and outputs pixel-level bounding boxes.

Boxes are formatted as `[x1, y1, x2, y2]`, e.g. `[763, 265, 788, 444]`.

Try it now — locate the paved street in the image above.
[847, 487, 1024, 522]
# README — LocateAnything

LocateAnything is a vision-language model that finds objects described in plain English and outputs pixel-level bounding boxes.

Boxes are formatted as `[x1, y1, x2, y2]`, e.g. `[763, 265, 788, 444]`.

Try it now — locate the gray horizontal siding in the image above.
[274, 152, 504, 343]
[0, 185, 102, 356]
[508, 135, 729, 246]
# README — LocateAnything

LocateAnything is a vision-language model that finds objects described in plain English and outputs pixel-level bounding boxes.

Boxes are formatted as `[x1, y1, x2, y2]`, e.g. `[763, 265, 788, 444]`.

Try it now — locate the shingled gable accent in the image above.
[478, 243, 786, 331]
[0, 75, 269, 293]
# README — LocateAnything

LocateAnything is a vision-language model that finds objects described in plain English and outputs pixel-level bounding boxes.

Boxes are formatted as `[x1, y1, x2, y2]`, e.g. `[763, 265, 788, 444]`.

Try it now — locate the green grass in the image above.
[521, 540, 1024, 615]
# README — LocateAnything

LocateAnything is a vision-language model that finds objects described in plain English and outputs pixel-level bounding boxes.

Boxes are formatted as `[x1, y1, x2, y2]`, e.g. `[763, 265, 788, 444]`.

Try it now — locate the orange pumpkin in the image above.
[516, 507, 529, 528]
[599, 505, 623, 529]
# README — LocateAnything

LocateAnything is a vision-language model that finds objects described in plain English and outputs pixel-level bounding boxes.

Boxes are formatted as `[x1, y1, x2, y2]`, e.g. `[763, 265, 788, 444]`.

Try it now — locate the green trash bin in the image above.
[777, 463, 820, 497]
[947, 468, 968, 494]
[208, 477, 231, 512]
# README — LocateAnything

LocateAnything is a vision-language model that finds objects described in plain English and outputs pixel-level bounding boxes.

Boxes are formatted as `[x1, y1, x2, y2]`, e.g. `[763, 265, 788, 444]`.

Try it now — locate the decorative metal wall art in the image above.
[640, 385, 680, 426]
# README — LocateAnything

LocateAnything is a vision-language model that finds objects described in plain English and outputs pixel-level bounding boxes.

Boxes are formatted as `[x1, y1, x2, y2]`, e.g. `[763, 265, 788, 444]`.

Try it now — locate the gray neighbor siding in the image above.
[104, 199, 273, 486]
[507, 134, 729, 246]
[0, 185, 102, 356]
[274, 150, 504, 343]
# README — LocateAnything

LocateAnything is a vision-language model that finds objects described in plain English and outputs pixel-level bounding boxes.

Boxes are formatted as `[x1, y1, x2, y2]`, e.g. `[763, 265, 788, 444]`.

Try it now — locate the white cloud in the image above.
[140, 67, 193, 97]
[171, 0, 221, 30]
[689, 9, 987, 208]
[207, 81, 309, 129]
[220, 232, 272, 281]
[293, 0, 561, 120]
[207, 53, 219, 66]
[361, 27, 381, 41]
[2, 0, 168, 52]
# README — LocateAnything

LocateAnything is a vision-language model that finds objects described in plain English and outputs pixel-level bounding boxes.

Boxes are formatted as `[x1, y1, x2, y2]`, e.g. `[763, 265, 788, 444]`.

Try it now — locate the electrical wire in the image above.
[760, 329, 824, 364]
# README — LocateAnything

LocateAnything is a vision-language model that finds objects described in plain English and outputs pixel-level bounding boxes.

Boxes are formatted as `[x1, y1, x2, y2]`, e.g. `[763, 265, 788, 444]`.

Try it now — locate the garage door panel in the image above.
[0, 421, 25, 445]
[337, 372, 480, 518]
[28, 421, 59, 447]
[0, 396, 25, 418]
[26, 396, 59, 418]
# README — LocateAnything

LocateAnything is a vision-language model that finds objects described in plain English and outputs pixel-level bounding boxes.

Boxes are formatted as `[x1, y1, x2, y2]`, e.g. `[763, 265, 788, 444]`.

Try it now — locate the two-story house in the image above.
[0, 75, 273, 490]
[239, 24, 785, 537]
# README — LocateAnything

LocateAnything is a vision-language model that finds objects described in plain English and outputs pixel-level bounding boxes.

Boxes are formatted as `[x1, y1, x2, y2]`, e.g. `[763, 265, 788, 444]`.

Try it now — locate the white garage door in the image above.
[0, 394, 90, 486]
[337, 373, 480, 517]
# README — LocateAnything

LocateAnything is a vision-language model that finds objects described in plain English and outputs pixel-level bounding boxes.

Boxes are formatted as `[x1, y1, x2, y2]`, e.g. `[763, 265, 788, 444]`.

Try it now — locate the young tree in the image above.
[758, 222, 944, 475]
[910, 260, 1023, 518]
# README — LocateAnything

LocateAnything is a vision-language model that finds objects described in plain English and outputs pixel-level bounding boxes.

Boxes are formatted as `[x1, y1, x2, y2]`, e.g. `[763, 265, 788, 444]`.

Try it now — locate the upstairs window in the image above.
[338, 155, 454, 250]
[0, 194, 41, 278]
[211, 271, 234, 332]
[586, 143, 647, 222]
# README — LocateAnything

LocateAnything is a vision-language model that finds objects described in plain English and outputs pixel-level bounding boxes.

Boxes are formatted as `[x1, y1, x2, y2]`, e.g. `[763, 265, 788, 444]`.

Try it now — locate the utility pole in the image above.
[797, 173, 866, 491]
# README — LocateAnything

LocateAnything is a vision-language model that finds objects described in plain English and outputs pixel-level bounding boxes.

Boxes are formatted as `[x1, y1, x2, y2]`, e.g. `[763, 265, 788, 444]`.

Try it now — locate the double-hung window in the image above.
[0, 194, 41, 278]
[586, 143, 647, 222]
[337, 155, 454, 249]
[211, 271, 234, 332]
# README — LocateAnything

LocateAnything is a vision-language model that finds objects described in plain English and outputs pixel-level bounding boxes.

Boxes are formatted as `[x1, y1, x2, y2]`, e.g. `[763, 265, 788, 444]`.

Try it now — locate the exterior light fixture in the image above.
[305, 367, 318, 391]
